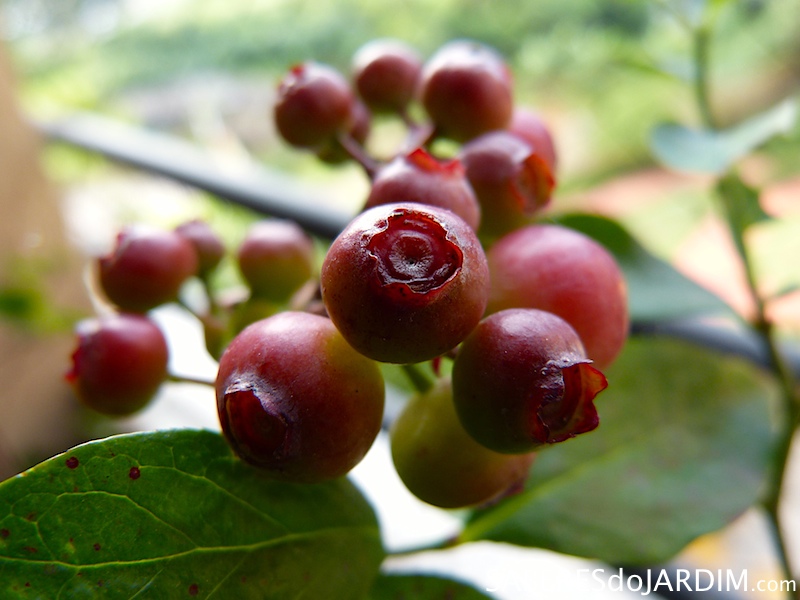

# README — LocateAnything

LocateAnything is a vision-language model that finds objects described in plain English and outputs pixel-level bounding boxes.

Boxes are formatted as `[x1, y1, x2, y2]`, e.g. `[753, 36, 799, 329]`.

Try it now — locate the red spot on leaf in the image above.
[25, 513, 36, 521]
[0, 528, 9, 539]
[129, 467, 141, 480]
[188, 583, 199, 596]
[65, 456, 79, 469]
[93, 543, 101, 551]
[23, 546, 38, 553]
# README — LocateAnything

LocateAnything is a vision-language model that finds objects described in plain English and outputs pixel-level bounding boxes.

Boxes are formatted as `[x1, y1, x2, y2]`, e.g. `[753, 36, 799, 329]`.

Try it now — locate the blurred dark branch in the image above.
[36, 112, 352, 240]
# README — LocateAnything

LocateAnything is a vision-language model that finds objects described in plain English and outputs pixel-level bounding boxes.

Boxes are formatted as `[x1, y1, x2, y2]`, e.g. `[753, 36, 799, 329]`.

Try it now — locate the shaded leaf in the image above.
[0, 429, 384, 599]
[555, 213, 733, 321]
[370, 573, 494, 600]
[459, 337, 777, 564]
[650, 98, 797, 174]
[716, 173, 770, 259]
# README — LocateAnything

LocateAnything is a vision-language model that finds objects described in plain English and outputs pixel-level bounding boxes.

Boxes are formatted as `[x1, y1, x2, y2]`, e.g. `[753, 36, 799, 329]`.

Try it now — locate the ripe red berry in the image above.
[274, 62, 355, 149]
[236, 219, 315, 302]
[66, 313, 169, 416]
[98, 225, 198, 313]
[391, 377, 535, 508]
[486, 224, 629, 369]
[458, 130, 555, 241]
[364, 148, 481, 231]
[321, 203, 490, 364]
[175, 219, 226, 276]
[452, 309, 607, 454]
[418, 40, 513, 142]
[215, 312, 385, 482]
[352, 38, 422, 114]
[508, 107, 558, 174]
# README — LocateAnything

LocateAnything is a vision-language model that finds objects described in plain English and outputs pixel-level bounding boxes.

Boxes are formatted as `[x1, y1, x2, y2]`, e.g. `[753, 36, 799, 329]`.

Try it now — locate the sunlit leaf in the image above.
[555, 213, 733, 321]
[650, 98, 797, 174]
[459, 337, 777, 564]
[370, 573, 494, 600]
[0, 429, 384, 599]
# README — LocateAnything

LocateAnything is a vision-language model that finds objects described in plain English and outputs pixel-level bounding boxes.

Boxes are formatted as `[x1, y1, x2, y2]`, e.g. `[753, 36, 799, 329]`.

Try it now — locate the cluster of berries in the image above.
[67, 38, 629, 510]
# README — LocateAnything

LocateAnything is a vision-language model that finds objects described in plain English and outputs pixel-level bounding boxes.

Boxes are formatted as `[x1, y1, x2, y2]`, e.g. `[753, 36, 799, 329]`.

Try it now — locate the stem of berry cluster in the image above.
[400, 363, 435, 395]
[690, 13, 800, 598]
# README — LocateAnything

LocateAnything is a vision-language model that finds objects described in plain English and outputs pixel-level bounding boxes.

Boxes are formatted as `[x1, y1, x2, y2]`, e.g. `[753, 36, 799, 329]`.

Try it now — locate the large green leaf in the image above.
[0, 429, 384, 599]
[650, 98, 797, 175]
[370, 573, 494, 600]
[555, 213, 733, 321]
[459, 337, 777, 564]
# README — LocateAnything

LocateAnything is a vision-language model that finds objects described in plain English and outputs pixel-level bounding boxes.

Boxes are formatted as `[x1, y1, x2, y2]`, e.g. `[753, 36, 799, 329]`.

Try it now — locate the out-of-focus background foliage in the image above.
[4, 0, 799, 181]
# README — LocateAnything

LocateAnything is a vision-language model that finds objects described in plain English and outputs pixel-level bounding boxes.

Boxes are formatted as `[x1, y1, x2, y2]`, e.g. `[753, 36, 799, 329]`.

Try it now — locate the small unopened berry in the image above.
[98, 225, 198, 313]
[321, 203, 490, 364]
[175, 219, 225, 276]
[364, 148, 481, 230]
[215, 312, 385, 482]
[66, 313, 168, 416]
[237, 219, 315, 303]
[452, 309, 607, 454]
[391, 378, 535, 509]
[274, 62, 355, 149]
[419, 40, 513, 142]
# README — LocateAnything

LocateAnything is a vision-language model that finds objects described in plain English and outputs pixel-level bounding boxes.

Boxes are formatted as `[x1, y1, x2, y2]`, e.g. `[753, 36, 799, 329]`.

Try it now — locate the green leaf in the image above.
[370, 573, 494, 600]
[650, 98, 797, 174]
[0, 429, 384, 599]
[715, 173, 770, 260]
[459, 337, 777, 564]
[555, 213, 733, 321]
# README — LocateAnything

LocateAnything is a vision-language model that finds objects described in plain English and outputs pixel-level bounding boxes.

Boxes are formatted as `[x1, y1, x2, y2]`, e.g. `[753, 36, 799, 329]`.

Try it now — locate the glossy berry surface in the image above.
[215, 312, 385, 482]
[98, 225, 198, 313]
[364, 148, 481, 231]
[66, 313, 169, 416]
[237, 219, 315, 302]
[391, 377, 535, 509]
[486, 224, 629, 368]
[321, 202, 490, 364]
[274, 62, 354, 149]
[452, 308, 607, 454]
[459, 130, 555, 241]
[419, 40, 513, 142]
[175, 219, 226, 276]
[352, 38, 422, 114]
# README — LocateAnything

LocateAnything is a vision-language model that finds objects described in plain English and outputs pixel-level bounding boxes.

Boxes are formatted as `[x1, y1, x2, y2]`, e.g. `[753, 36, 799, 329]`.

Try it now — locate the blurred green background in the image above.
[3, 0, 798, 185]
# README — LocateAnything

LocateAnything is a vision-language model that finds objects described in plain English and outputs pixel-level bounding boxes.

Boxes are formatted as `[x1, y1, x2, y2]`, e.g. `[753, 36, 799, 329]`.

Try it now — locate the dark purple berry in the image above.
[66, 313, 168, 416]
[419, 40, 513, 142]
[321, 203, 490, 364]
[215, 312, 385, 482]
[98, 225, 198, 313]
[274, 62, 355, 149]
[352, 39, 422, 114]
[452, 309, 607, 454]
